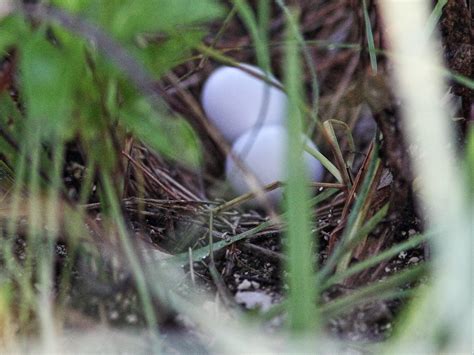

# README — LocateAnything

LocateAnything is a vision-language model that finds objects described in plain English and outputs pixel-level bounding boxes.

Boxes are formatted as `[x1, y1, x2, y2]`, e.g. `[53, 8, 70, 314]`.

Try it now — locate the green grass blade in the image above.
[257, 0, 270, 54]
[233, 0, 270, 71]
[174, 219, 275, 265]
[275, 0, 320, 128]
[283, 8, 318, 332]
[425, 0, 448, 36]
[318, 141, 380, 280]
[175, 188, 339, 265]
[447, 70, 474, 90]
[310, 188, 339, 207]
[378, 1, 472, 351]
[320, 264, 427, 318]
[37, 141, 64, 351]
[304, 145, 343, 183]
[261, 263, 427, 322]
[101, 173, 160, 347]
[322, 232, 427, 290]
[362, 0, 377, 73]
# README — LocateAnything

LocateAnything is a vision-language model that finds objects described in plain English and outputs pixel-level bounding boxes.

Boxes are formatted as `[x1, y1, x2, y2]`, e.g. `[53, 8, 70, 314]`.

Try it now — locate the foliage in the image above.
[1, 0, 224, 169]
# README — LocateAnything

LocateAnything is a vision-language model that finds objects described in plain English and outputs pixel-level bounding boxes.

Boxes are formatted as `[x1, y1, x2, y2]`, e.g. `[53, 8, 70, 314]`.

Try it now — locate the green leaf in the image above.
[19, 33, 82, 142]
[120, 98, 201, 168]
[50, 0, 93, 12]
[137, 30, 205, 78]
[110, 0, 224, 41]
[0, 15, 28, 55]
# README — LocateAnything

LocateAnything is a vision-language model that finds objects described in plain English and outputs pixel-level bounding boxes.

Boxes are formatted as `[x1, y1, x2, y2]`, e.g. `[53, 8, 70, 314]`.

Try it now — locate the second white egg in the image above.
[201, 64, 288, 142]
[225, 125, 324, 204]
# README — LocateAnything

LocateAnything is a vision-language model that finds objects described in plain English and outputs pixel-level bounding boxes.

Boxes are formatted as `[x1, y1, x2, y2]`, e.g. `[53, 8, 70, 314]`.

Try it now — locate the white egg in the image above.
[201, 64, 288, 142]
[225, 125, 324, 204]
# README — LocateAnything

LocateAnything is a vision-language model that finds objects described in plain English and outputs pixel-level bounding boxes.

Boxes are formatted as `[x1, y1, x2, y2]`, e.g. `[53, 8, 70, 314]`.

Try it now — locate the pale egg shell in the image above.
[201, 64, 287, 142]
[225, 125, 324, 204]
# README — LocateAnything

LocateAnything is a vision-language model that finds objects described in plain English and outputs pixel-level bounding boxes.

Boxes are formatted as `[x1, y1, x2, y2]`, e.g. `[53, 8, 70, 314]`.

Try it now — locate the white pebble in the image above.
[234, 291, 272, 311]
[237, 279, 252, 290]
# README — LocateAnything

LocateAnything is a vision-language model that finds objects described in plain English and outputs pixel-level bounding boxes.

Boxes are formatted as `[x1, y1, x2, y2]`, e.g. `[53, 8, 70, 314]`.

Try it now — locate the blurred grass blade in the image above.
[283, 7, 318, 332]
[276, 0, 320, 127]
[37, 142, 64, 353]
[0, 161, 15, 201]
[425, 0, 448, 36]
[262, 263, 427, 323]
[101, 173, 160, 346]
[257, 0, 270, 51]
[233, 0, 269, 71]
[466, 127, 474, 197]
[447, 70, 474, 90]
[0, 279, 14, 346]
[109, 0, 224, 42]
[379, 0, 471, 351]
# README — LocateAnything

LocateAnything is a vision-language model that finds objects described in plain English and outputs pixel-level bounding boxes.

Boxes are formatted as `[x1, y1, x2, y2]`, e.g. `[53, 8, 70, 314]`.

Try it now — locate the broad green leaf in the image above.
[72, 71, 119, 172]
[110, 0, 224, 41]
[71, 0, 122, 32]
[19, 34, 81, 142]
[50, 0, 93, 12]
[0, 15, 28, 55]
[137, 30, 205, 78]
[120, 98, 201, 168]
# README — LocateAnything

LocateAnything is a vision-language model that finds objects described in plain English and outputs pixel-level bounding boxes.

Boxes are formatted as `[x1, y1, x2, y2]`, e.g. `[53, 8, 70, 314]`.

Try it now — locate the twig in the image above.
[241, 242, 285, 263]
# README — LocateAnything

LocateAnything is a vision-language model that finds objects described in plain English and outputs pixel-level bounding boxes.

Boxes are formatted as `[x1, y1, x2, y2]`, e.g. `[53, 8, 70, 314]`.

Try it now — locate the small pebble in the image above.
[235, 291, 272, 311]
[126, 314, 138, 324]
[251, 281, 260, 289]
[237, 279, 252, 291]
[109, 311, 119, 321]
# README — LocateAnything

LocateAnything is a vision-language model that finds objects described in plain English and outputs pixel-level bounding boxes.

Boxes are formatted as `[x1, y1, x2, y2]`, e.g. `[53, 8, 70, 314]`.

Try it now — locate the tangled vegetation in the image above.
[0, 0, 471, 353]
